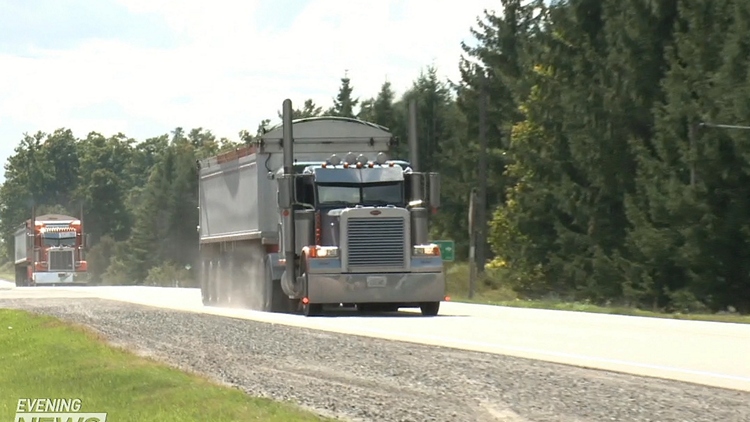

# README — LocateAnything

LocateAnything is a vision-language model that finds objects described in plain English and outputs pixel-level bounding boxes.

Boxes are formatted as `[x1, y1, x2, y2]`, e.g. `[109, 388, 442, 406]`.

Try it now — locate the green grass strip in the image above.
[0, 309, 330, 422]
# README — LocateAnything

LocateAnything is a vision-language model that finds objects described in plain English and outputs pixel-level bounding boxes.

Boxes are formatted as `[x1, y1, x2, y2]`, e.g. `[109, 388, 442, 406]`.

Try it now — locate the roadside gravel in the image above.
[2, 298, 749, 422]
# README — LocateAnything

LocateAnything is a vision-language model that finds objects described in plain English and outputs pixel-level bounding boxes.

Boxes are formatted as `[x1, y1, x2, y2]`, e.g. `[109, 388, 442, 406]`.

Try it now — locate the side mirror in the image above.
[408, 199, 424, 208]
[277, 174, 294, 209]
[428, 172, 440, 208]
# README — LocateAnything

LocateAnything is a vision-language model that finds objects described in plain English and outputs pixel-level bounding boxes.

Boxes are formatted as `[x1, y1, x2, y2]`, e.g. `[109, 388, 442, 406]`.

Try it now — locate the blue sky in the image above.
[0, 0, 500, 181]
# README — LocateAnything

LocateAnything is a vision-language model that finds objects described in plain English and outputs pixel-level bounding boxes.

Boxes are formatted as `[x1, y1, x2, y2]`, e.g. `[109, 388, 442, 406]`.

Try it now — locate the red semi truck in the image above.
[14, 213, 89, 286]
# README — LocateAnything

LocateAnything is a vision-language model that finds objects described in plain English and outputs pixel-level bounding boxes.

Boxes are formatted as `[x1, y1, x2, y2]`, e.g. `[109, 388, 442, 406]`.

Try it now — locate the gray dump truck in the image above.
[197, 99, 445, 316]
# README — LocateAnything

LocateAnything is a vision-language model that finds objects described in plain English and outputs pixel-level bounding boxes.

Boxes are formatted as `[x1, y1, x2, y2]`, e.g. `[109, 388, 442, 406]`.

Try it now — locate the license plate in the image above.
[366, 276, 387, 288]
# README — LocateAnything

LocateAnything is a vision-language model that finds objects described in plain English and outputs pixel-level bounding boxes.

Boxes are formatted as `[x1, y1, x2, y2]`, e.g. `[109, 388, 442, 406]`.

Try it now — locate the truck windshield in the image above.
[43, 235, 76, 247]
[317, 183, 403, 206]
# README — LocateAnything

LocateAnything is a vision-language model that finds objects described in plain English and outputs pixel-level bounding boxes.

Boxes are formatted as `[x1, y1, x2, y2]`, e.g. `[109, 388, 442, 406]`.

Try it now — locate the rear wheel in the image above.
[420, 301, 440, 316]
[14, 266, 26, 287]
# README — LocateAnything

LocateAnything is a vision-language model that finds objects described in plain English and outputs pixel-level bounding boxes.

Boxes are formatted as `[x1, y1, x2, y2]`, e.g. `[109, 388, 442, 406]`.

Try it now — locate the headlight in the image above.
[413, 244, 440, 256]
[310, 246, 339, 258]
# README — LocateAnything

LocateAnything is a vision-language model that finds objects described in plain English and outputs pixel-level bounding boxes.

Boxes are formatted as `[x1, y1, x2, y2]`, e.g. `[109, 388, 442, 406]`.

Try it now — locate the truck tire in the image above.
[420, 301, 440, 316]
[14, 266, 26, 287]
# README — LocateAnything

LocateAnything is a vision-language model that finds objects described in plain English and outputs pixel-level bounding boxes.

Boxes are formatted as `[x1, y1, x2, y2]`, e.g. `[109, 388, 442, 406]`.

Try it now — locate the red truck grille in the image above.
[48, 250, 75, 272]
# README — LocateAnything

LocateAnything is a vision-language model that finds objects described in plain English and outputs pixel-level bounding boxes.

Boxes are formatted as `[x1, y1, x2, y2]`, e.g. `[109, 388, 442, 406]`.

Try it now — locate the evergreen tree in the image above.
[329, 74, 359, 118]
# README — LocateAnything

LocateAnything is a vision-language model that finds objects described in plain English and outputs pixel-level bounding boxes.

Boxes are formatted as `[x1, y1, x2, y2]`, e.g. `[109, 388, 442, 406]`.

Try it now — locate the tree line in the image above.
[2, 0, 749, 313]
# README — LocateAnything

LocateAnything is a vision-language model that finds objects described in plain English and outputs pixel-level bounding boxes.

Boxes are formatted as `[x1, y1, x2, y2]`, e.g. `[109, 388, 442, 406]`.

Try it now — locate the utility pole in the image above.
[408, 100, 419, 172]
[468, 188, 477, 299]
[476, 69, 489, 274]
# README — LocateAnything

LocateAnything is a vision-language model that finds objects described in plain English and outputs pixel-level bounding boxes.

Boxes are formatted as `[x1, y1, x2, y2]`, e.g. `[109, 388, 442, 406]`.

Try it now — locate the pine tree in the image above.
[625, 0, 738, 311]
[329, 74, 359, 118]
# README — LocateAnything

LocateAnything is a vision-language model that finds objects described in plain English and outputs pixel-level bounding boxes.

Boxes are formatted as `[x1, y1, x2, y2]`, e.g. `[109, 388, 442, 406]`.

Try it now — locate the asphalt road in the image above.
[2, 281, 749, 393]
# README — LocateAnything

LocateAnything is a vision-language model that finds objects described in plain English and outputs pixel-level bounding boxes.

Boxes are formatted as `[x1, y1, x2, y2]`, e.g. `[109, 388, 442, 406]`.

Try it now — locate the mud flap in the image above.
[264, 254, 299, 313]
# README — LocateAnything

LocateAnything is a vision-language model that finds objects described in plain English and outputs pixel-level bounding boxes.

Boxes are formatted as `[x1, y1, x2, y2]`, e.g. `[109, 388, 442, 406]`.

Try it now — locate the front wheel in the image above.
[420, 302, 440, 316]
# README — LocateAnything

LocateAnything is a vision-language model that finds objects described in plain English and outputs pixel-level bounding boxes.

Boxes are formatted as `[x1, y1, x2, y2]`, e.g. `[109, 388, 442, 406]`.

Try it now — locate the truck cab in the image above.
[273, 148, 444, 316]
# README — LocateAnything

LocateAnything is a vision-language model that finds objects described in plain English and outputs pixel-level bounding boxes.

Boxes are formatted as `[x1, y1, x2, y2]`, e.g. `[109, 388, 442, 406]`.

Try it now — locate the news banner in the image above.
[13, 399, 106, 422]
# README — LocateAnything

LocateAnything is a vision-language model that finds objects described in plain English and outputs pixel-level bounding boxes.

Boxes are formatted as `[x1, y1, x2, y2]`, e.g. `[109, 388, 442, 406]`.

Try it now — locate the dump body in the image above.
[198, 118, 396, 245]
[14, 225, 32, 265]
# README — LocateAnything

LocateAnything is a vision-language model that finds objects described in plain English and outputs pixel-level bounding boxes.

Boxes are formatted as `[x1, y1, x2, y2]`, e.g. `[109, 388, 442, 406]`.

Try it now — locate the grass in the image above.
[0, 309, 332, 422]
[0, 260, 14, 282]
[444, 262, 750, 325]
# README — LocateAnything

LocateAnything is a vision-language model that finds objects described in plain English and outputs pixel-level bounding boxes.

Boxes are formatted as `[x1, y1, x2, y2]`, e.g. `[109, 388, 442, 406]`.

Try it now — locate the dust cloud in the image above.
[202, 241, 272, 312]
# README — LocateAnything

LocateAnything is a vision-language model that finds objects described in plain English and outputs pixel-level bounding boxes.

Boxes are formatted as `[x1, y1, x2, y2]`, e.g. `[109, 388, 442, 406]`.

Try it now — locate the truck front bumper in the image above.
[306, 271, 446, 304]
[32, 272, 82, 285]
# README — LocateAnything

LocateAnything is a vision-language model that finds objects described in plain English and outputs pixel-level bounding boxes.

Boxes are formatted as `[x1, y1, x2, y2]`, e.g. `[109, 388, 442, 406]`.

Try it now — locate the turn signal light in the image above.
[307, 246, 339, 258]
[413, 244, 440, 256]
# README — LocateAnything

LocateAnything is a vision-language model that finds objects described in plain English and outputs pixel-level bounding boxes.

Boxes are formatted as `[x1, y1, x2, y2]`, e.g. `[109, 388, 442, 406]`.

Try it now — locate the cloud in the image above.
[0, 0, 501, 180]
[0, 0, 176, 52]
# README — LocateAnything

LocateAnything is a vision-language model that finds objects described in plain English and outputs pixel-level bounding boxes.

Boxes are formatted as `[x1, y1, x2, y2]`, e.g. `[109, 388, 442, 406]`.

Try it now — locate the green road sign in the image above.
[433, 240, 455, 262]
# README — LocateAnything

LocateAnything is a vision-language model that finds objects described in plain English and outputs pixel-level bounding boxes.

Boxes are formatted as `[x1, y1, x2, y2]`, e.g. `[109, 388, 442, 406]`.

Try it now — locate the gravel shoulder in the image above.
[2, 298, 749, 422]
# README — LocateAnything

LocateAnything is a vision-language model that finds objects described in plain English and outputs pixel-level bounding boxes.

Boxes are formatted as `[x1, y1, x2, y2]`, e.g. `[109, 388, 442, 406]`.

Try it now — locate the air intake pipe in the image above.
[407, 99, 429, 246]
[278, 99, 302, 298]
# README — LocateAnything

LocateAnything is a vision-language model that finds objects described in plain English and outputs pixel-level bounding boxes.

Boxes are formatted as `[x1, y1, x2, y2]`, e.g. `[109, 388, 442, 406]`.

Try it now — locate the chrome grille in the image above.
[49, 250, 75, 272]
[346, 217, 406, 271]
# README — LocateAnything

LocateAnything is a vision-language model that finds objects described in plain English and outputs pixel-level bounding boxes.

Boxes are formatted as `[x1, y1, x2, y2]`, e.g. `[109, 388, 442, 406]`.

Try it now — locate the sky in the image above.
[0, 0, 501, 181]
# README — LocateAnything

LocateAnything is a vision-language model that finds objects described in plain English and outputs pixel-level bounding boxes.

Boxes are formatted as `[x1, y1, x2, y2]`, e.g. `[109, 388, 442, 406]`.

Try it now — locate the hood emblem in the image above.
[370, 210, 382, 215]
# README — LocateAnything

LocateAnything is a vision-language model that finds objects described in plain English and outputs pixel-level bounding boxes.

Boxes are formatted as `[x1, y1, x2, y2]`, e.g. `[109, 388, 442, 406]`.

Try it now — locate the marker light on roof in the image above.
[328, 154, 342, 166]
